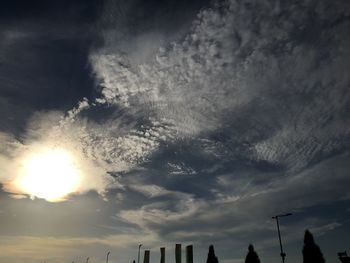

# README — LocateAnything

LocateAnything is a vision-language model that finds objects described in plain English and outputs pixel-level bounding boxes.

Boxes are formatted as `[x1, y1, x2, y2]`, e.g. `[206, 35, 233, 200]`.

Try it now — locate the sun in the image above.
[17, 148, 82, 202]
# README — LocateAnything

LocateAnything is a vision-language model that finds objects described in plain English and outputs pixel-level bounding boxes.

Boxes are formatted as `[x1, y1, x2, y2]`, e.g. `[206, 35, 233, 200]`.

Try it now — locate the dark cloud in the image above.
[0, 0, 102, 134]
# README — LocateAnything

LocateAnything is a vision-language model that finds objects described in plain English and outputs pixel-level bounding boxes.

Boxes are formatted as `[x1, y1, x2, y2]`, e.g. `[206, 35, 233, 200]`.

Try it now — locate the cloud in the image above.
[91, 0, 350, 172]
[0, 89, 176, 201]
[85, 5, 350, 249]
[111, 152, 349, 262]
[1, 0, 348, 201]
[0, 1, 349, 261]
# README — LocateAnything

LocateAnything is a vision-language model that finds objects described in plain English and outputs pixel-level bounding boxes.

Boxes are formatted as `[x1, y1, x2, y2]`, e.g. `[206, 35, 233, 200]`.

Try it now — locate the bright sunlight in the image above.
[17, 148, 82, 202]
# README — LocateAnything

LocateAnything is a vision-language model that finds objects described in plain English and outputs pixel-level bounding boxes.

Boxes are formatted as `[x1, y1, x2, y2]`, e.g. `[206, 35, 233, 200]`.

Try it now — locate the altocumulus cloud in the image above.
[0, 0, 349, 261]
[90, 0, 350, 256]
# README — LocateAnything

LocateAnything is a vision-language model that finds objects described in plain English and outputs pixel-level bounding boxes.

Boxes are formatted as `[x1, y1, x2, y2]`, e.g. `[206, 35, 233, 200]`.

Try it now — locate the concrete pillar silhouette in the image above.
[143, 250, 150, 263]
[160, 247, 165, 263]
[175, 244, 182, 263]
[186, 245, 193, 263]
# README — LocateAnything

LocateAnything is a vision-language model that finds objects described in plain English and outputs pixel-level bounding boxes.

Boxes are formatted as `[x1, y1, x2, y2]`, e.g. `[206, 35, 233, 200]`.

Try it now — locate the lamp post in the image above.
[272, 213, 292, 263]
[86, 257, 90, 263]
[138, 244, 143, 263]
[106, 251, 110, 263]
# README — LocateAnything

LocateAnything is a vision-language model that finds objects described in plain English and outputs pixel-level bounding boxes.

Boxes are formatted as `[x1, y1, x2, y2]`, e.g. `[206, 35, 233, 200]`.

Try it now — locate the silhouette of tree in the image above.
[303, 230, 325, 263]
[245, 244, 261, 263]
[206, 245, 219, 263]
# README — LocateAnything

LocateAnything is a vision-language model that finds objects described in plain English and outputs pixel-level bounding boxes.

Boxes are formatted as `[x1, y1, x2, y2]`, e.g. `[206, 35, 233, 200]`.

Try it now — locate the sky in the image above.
[0, 0, 349, 263]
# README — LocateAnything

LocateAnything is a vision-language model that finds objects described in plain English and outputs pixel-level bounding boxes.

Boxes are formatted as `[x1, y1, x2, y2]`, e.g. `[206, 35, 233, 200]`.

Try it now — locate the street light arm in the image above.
[272, 213, 293, 219]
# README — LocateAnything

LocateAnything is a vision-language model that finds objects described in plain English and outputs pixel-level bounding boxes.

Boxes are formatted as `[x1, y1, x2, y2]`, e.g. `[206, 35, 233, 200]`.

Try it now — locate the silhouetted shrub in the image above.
[206, 245, 219, 263]
[245, 244, 261, 263]
[303, 230, 325, 263]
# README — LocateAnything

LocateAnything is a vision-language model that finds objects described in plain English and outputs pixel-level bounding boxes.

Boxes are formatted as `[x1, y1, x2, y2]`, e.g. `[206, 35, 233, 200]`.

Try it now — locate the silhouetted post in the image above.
[144, 250, 150, 263]
[160, 247, 165, 263]
[106, 251, 111, 263]
[186, 245, 193, 263]
[175, 244, 182, 263]
[138, 244, 143, 263]
[86, 257, 90, 263]
[272, 213, 292, 263]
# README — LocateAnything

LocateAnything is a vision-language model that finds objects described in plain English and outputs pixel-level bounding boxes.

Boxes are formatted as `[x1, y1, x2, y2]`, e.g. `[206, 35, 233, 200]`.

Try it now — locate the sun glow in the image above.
[16, 148, 82, 202]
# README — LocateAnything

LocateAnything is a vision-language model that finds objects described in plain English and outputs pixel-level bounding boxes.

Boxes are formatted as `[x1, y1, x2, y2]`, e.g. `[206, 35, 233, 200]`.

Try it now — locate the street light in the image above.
[272, 213, 293, 263]
[106, 251, 111, 263]
[86, 257, 90, 263]
[138, 244, 143, 263]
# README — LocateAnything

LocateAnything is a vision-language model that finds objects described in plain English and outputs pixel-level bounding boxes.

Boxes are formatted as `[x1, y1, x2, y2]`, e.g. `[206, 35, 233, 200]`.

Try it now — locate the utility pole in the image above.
[106, 251, 111, 263]
[272, 213, 292, 263]
[138, 244, 143, 263]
